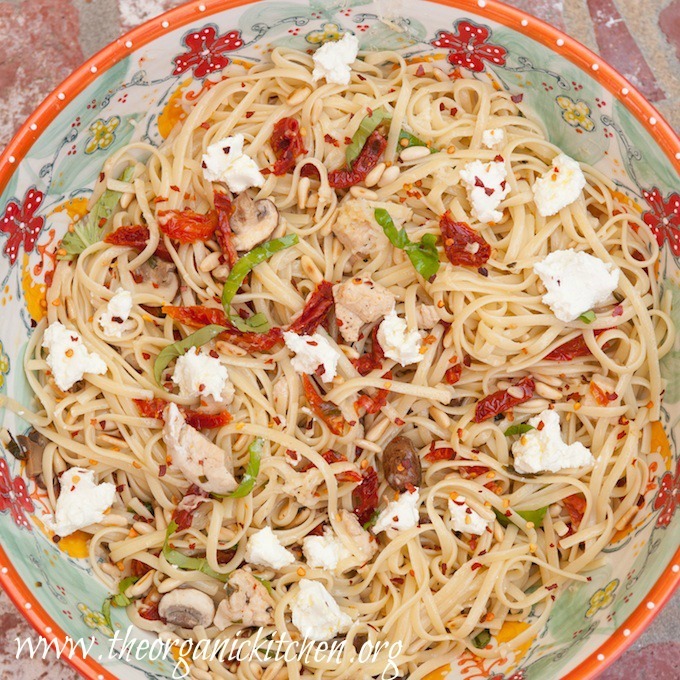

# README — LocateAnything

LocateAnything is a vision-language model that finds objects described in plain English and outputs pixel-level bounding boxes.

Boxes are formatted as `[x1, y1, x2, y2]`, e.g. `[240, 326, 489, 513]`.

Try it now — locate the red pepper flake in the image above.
[471, 562, 482, 571]
[563, 494, 586, 528]
[537, 420, 545, 431]
[511, 93, 524, 103]
[324, 133, 340, 147]
[142, 352, 151, 361]
[245, 111, 254, 119]
[444, 364, 462, 385]
[158, 464, 167, 477]
[612, 304, 623, 317]
[415, 64, 425, 77]
[439, 102, 446, 111]
[450, 107, 458, 116]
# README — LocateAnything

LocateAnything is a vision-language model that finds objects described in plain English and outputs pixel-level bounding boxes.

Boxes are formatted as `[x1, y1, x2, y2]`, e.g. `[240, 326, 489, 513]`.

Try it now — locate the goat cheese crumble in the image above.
[98, 287, 133, 338]
[44, 468, 116, 536]
[372, 488, 420, 533]
[512, 409, 594, 474]
[42, 322, 107, 391]
[290, 579, 352, 641]
[312, 33, 359, 86]
[283, 331, 340, 382]
[534, 248, 620, 322]
[202, 133, 265, 193]
[532, 153, 586, 216]
[448, 498, 490, 535]
[302, 528, 352, 570]
[459, 159, 510, 224]
[171, 347, 233, 403]
[245, 526, 295, 570]
[377, 309, 424, 366]
[482, 128, 505, 149]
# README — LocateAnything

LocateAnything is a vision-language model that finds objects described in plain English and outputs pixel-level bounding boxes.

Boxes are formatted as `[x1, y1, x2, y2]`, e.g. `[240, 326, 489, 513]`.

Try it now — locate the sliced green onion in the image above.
[579, 310, 596, 324]
[374, 208, 440, 280]
[102, 598, 113, 630]
[494, 506, 548, 528]
[163, 521, 229, 582]
[221, 235, 299, 332]
[345, 108, 392, 166]
[214, 437, 263, 499]
[154, 324, 227, 384]
[472, 629, 491, 649]
[504, 423, 535, 437]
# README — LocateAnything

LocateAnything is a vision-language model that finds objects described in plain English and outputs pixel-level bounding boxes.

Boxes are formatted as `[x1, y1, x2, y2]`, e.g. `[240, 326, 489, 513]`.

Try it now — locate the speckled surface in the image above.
[0, 1, 677, 678]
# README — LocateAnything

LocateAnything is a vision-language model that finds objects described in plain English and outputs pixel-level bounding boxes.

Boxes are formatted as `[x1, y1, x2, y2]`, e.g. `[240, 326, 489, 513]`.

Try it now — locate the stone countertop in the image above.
[0, 1, 678, 679]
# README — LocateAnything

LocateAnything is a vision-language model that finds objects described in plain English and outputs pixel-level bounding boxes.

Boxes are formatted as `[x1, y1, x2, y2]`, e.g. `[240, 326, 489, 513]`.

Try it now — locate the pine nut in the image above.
[549, 504, 562, 517]
[101, 513, 129, 527]
[366, 416, 392, 442]
[212, 264, 231, 281]
[287, 87, 311, 107]
[300, 255, 323, 284]
[199, 251, 222, 272]
[534, 382, 563, 401]
[297, 177, 311, 209]
[506, 386, 525, 399]
[120, 192, 134, 210]
[100, 563, 120, 578]
[399, 145, 431, 162]
[553, 520, 569, 537]
[157, 577, 183, 593]
[364, 162, 386, 187]
[132, 521, 155, 535]
[349, 186, 379, 200]
[433, 67, 448, 82]
[429, 406, 450, 429]
[127, 570, 155, 597]
[378, 165, 401, 187]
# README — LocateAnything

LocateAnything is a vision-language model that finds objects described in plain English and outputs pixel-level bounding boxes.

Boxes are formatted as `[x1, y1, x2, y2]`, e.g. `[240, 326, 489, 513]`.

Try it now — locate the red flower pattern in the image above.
[0, 186, 45, 265]
[173, 25, 244, 79]
[431, 20, 507, 72]
[0, 458, 34, 530]
[641, 187, 680, 256]
[653, 459, 680, 527]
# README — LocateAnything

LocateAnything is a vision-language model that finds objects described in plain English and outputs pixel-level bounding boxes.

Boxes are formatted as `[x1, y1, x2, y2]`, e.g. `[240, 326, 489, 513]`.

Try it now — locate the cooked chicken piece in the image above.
[133, 259, 179, 303]
[416, 305, 441, 330]
[283, 468, 325, 507]
[162, 403, 237, 494]
[158, 588, 215, 628]
[214, 569, 275, 628]
[336, 510, 378, 564]
[333, 277, 395, 343]
[332, 199, 412, 258]
[230, 192, 279, 251]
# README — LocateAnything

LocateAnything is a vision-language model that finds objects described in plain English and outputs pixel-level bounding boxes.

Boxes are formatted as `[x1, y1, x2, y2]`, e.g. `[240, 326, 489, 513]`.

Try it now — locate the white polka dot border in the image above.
[162, 20, 169, 28]
[646, 601, 655, 609]
[672, 564, 680, 572]
[649, 116, 657, 125]
[29, 123, 37, 131]
[556, 38, 564, 47]
[45, 626, 52, 634]
[597, 654, 605, 662]
[125, 40, 133, 48]
[0, 567, 7, 574]
[57, 92, 65, 101]
[623, 628, 631, 637]
[8, 156, 15, 164]
[24, 602, 31, 610]
[90, 66, 98, 74]
[591, 63, 600, 71]
[621, 87, 629, 96]
[521, 19, 528, 27]
[199, 3, 206, 10]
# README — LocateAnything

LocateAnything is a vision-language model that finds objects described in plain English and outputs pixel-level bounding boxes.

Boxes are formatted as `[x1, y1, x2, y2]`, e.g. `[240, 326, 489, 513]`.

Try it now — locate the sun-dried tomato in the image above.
[473, 376, 535, 422]
[138, 603, 162, 621]
[133, 398, 232, 430]
[444, 363, 462, 385]
[301, 450, 363, 483]
[130, 559, 154, 577]
[288, 280, 334, 335]
[440, 211, 491, 267]
[301, 374, 348, 436]
[163, 305, 284, 352]
[352, 465, 379, 526]
[351, 324, 385, 376]
[354, 371, 391, 415]
[328, 131, 387, 189]
[300, 163, 321, 180]
[213, 193, 238, 267]
[104, 225, 172, 261]
[563, 494, 586, 528]
[171, 484, 208, 531]
[459, 465, 489, 479]
[270, 117, 307, 175]
[545, 329, 611, 361]
[424, 443, 456, 463]
[158, 209, 217, 243]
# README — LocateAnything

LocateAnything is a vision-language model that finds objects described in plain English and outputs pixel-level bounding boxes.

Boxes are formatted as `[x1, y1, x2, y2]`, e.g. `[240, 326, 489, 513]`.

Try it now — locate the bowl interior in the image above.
[0, 2, 678, 679]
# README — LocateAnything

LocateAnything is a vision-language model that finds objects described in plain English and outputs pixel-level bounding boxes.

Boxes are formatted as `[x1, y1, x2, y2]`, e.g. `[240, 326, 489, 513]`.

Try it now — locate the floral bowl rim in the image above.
[0, 1, 678, 679]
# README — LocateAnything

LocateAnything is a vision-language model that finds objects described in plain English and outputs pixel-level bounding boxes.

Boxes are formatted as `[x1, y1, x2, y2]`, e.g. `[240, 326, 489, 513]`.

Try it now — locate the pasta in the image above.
[8, 45, 674, 680]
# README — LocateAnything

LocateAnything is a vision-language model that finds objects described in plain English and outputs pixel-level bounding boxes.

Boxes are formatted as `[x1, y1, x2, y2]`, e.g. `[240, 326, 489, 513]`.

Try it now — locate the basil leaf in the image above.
[102, 598, 113, 630]
[59, 166, 134, 260]
[214, 437, 263, 499]
[346, 108, 392, 166]
[163, 521, 229, 582]
[494, 506, 548, 528]
[154, 324, 227, 384]
[221, 235, 299, 332]
[362, 508, 381, 531]
[504, 423, 535, 436]
[374, 208, 440, 279]
[398, 129, 433, 151]
[579, 310, 596, 324]
[472, 629, 491, 649]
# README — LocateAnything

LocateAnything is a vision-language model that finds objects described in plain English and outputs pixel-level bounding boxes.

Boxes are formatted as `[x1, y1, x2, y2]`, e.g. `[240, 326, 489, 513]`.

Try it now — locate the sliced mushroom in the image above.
[230, 193, 279, 251]
[16, 429, 48, 489]
[133, 258, 179, 303]
[157, 588, 215, 628]
[214, 569, 275, 629]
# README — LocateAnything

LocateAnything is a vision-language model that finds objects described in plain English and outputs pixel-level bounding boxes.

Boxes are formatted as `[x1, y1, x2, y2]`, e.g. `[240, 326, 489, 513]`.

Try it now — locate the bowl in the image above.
[0, 1, 678, 679]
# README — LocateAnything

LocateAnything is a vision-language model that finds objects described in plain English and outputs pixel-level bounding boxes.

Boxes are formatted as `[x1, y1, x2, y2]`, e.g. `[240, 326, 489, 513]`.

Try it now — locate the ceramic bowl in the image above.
[0, 1, 678, 679]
